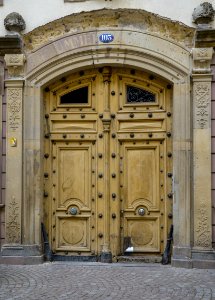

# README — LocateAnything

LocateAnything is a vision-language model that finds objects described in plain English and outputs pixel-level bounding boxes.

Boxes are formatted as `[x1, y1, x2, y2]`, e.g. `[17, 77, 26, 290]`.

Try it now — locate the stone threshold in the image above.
[116, 255, 162, 264]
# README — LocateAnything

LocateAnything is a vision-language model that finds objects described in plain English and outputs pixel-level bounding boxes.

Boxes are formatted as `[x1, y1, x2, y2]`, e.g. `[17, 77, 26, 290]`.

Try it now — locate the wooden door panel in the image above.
[125, 217, 160, 252]
[52, 121, 97, 132]
[57, 217, 90, 251]
[124, 144, 160, 210]
[118, 119, 165, 132]
[56, 145, 91, 208]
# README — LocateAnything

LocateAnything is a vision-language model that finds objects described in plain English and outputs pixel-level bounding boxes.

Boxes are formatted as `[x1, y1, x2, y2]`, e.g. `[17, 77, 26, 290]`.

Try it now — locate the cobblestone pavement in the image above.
[0, 262, 215, 300]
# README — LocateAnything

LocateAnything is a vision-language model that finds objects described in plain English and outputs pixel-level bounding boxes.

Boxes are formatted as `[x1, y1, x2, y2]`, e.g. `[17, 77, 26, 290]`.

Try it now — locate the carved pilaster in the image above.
[3, 54, 24, 247]
[192, 48, 213, 251]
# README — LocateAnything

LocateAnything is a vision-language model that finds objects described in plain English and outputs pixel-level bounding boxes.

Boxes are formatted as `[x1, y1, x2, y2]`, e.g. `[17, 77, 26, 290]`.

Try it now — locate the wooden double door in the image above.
[44, 67, 172, 259]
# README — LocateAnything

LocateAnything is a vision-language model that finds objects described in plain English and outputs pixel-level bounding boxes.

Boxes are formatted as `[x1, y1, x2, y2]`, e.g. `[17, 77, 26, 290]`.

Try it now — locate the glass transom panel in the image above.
[60, 86, 88, 104]
[127, 85, 156, 103]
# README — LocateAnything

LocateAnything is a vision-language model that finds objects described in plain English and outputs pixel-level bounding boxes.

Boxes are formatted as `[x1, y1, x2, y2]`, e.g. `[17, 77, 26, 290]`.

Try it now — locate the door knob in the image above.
[69, 207, 78, 215]
[138, 208, 145, 216]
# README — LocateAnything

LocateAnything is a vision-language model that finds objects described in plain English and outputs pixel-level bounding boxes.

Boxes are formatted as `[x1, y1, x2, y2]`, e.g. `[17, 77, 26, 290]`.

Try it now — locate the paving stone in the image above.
[0, 263, 215, 299]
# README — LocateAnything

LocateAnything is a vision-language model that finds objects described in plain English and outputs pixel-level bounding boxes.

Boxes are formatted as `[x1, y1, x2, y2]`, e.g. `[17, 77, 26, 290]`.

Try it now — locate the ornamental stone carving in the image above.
[4, 12, 26, 33]
[7, 88, 22, 131]
[193, 82, 210, 129]
[4, 54, 25, 78]
[192, 48, 213, 74]
[192, 2, 215, 26]
[195, 202, 211, 248]
[6, 197, 21, 243]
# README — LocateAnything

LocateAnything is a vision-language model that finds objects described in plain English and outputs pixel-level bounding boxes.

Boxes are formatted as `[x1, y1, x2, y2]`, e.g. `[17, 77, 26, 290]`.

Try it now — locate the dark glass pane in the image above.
[127, 85, 155, 103]
[60, 86, 88, 104]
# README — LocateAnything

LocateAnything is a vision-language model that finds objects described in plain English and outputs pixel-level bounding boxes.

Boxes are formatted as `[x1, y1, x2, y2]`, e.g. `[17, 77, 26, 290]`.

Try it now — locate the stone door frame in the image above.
[2, 27, 213, 267]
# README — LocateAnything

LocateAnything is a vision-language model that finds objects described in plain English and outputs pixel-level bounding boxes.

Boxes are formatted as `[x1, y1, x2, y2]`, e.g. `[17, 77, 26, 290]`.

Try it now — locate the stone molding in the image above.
[25, 29, 191, 82]
[195, 28, 215, 48]
[192, 47, 213, 73]
[0, 36, 22, 55]
[4, 54, 25, 78]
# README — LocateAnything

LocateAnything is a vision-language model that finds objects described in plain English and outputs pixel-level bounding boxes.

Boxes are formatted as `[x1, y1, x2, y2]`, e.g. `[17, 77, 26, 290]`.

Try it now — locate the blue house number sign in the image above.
[99, 33, 114, 43]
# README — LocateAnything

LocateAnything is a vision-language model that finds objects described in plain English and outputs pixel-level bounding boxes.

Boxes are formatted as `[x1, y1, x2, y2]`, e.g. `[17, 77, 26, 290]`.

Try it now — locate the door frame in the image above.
[43, 67, 173, 258]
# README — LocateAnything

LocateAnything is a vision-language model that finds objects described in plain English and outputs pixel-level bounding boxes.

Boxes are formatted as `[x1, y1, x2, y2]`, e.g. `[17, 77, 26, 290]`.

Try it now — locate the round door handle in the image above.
[69, 207, 78, 215]
[138, 208, 145, 216]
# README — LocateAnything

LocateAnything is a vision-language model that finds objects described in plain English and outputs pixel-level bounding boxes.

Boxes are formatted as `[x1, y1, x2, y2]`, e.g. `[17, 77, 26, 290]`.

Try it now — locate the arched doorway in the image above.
[43, 67, 172, 260]
[21, 22, 192, 266]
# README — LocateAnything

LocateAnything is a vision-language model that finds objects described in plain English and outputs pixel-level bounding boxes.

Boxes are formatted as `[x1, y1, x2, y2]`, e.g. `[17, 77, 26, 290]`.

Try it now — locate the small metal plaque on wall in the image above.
[9, 137, 17, 147]
[99, 33, 114, 43]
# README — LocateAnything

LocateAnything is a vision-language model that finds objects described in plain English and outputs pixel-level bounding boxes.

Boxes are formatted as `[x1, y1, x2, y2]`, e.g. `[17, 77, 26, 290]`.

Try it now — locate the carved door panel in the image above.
[120, 141, 164, 253]
[52, 142, 94, 253]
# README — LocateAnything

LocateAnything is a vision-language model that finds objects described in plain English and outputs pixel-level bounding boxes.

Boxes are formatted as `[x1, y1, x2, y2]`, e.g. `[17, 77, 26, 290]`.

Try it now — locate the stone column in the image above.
[0, 54, 24, 261]
[192, 48, 215, 268]
[0, 54, 42, 264]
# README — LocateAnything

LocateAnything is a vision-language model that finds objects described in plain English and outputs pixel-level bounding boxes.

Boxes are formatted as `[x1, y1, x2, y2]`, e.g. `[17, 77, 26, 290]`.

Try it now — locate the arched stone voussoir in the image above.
[25, 29, 192, 86]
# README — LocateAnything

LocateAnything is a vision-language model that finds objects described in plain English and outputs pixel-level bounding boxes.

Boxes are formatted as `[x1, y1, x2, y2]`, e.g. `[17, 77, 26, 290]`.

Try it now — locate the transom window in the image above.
[60, 86, 88, 104]
[127, 85, 156, 103]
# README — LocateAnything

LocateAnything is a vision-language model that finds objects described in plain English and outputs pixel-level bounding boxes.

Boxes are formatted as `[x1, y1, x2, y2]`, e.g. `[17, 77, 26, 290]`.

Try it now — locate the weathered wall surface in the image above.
[212, 54, 215, 248]
[0, 0, 212, 35]
[23, 9, 195, 55]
